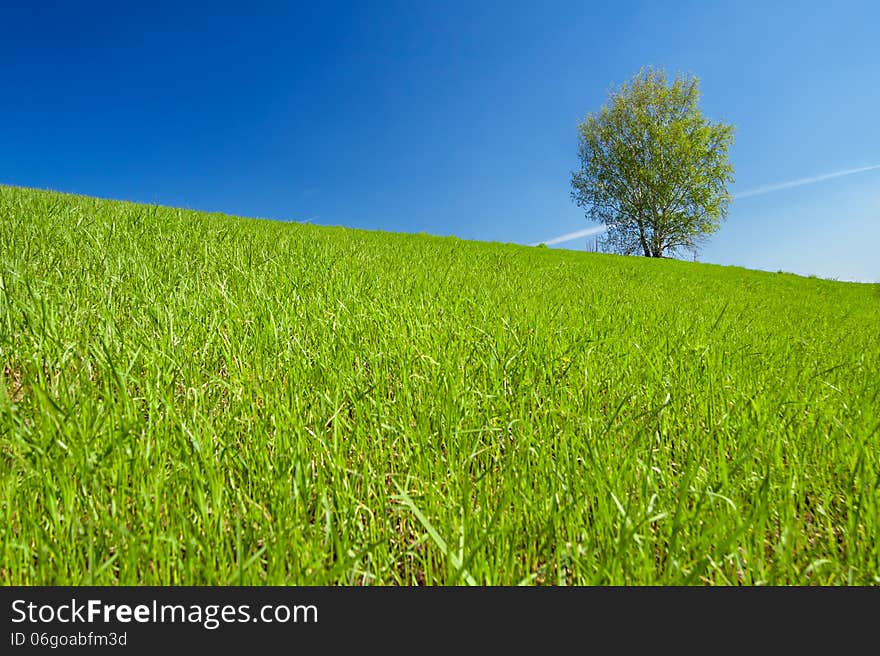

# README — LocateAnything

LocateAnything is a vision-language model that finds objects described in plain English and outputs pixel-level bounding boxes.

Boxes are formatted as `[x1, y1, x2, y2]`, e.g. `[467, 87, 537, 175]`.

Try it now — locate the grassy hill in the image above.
[1, 185, 878, 584]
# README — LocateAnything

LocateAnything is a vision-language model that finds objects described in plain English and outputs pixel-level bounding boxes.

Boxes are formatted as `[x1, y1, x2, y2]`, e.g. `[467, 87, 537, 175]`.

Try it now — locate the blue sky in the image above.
[2, 1, 878, 282]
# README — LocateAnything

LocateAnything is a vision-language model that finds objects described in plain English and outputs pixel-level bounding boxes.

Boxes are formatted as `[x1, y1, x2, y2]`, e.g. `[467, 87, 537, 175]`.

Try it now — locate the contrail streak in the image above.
[536, 163, 880, 246]
[734, 163, 880, 199]
[530, 225, 606, 246]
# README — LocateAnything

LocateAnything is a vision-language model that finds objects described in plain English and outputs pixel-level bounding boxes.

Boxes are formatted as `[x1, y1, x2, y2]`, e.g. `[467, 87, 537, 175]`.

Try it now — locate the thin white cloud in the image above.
[530, 225, 606, 246]
[734, 164, 880, 199]
[536, 163, 880, 247]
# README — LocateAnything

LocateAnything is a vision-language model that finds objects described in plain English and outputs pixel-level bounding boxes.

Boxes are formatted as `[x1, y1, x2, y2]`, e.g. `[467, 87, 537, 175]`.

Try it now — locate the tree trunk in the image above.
[637, 221, 651, 257]
[652, 227, 663, 257]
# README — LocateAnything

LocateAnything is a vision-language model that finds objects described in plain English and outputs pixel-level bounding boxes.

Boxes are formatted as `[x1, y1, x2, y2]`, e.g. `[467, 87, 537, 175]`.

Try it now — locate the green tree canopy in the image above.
[571, 68, 735, 258]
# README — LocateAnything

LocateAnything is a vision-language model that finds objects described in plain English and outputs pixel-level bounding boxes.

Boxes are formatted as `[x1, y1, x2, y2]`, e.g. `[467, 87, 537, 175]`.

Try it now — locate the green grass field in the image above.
[1, 185, 878, 585]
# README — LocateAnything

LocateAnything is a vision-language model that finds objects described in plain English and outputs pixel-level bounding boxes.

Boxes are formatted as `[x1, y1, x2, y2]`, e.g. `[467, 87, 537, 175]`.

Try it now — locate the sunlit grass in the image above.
[1, 185, 878, 584]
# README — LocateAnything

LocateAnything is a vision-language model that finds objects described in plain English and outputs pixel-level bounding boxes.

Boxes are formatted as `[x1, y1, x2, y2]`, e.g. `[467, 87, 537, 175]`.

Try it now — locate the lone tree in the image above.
[571, 68, 735, 258]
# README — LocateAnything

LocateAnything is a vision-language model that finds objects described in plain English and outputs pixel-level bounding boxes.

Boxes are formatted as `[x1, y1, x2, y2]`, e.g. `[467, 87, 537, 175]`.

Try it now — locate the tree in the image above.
[571, 67, 735, 258]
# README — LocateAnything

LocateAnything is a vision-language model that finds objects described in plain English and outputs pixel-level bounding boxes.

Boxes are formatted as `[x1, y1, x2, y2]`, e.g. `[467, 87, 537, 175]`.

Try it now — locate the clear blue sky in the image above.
[2, 1, 878, 282]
